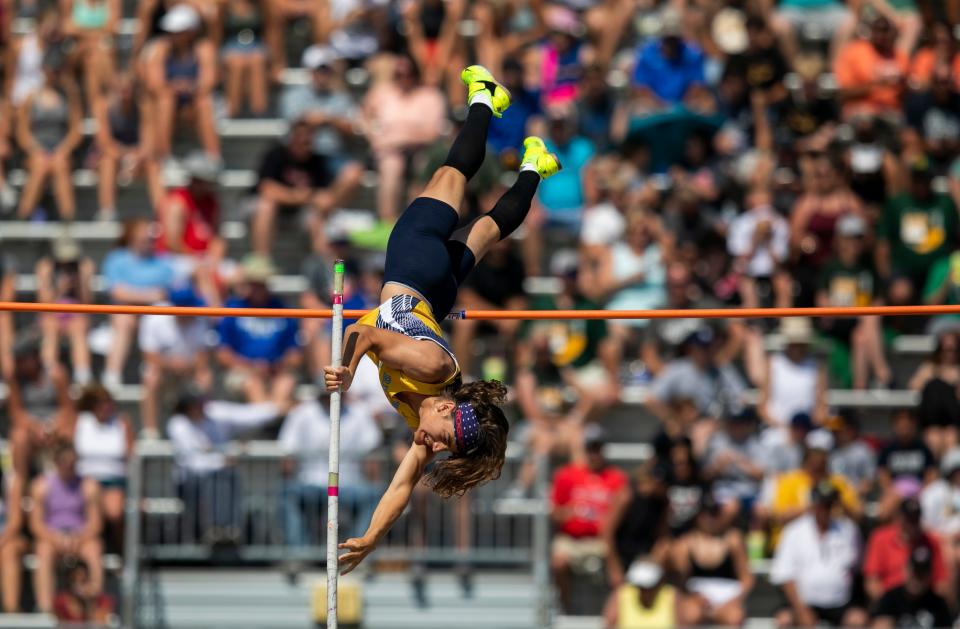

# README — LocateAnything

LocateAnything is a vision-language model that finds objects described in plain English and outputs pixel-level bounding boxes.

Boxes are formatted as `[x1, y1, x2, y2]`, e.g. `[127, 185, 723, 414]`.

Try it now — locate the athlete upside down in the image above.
[323, 64, 560, 574]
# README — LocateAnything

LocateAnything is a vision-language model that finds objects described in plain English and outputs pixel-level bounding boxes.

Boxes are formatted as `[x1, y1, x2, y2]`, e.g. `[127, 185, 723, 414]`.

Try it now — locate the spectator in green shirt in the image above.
[816, 215, 891, 389]
[877, 155, 958, 289]
[922, 251, 960, 335]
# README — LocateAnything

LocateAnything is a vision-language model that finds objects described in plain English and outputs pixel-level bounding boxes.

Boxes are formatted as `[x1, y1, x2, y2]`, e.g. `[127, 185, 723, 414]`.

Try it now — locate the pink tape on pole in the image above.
[328, 486, 339, 497]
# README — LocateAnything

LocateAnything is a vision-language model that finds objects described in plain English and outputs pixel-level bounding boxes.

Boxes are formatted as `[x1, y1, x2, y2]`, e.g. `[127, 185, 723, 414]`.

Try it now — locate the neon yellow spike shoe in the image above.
[520, 136, 562, 179]
[461, 65, 512, 118]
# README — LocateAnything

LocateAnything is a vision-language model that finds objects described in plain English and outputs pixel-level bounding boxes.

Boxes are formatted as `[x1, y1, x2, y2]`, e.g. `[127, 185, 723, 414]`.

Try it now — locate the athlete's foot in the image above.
[461, 65, 511, 117]
[520, 136, 562, 179]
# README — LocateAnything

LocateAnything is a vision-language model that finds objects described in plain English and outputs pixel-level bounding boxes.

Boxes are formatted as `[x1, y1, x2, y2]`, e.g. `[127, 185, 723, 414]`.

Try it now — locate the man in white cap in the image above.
[280, 46, 357, 162]
[144, 3, 220, 165]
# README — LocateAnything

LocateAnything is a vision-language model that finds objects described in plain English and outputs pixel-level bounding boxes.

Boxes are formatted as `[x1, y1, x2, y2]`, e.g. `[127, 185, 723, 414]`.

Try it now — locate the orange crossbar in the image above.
[1, 301, 960, 320]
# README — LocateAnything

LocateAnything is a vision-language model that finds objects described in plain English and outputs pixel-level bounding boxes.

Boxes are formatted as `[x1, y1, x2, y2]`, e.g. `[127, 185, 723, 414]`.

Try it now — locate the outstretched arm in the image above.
[338, 441, 433, 574]
[324, 324, 456, 390]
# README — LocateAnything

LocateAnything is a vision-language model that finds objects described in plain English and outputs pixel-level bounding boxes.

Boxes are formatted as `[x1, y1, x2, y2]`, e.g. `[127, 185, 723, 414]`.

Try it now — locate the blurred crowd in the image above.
[3, 0, 960, 625]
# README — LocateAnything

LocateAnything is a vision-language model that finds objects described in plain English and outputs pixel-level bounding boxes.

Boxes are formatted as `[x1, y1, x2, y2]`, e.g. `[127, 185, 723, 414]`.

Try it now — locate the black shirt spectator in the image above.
[878, 441, 936, 484]
[873, 587, 953, 629]
[663, 439, 709, 535]
[606, 464, 669, 586]
[878, 411, 937, 488]
[256, 140, 334, 210]
[904, 65, 960, 165]
[724, 16, 789, 96]
[872, 545, 953, 629]
[251, 121, 348, 257]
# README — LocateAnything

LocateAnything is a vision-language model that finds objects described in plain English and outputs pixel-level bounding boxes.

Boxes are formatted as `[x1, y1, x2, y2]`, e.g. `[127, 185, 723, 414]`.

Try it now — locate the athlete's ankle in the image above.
[468, 90, 493, 111]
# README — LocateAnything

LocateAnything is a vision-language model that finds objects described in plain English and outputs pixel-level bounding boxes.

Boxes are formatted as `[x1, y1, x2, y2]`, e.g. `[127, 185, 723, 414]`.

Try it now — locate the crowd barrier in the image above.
[119, 441, 577, 628]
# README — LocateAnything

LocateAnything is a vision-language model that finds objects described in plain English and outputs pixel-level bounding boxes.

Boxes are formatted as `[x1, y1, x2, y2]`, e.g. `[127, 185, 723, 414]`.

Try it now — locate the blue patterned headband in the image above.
[454, 402, 481, 455]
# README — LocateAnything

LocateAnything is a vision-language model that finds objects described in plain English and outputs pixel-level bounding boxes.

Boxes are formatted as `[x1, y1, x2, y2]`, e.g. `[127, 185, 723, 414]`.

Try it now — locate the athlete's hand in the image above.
[338, 536, 376, 574]
[323, 366, 353, 392]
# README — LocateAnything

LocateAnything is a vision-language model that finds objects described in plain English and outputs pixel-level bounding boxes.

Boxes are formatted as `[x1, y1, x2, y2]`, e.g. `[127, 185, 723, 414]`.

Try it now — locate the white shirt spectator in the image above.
[75, 412, 128, 481]
[770, 513, 861, 609]
[920, 478, 960, 537]
[167, 402, 280, 475]
[766, 353, 819, 429]
[580, 202, 626, 247]
[279, 397, 381, 487]
[727, 204, 789, 278]
[139, 311, 210, 361]
[347, 356, 399, 424]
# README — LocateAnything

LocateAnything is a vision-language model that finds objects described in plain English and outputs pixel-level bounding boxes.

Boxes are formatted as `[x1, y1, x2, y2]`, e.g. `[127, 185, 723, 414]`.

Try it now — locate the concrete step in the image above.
[148, 569, 540, 629]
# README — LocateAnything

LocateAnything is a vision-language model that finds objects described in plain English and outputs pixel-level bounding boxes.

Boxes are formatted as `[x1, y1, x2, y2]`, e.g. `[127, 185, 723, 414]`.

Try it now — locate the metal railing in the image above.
[121, 440, 552, 628]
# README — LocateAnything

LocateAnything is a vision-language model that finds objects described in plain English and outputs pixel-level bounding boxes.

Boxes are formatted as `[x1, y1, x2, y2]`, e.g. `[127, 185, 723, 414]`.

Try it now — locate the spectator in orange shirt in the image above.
[834, 16, 909, 119]
[908, 22, 960, 91]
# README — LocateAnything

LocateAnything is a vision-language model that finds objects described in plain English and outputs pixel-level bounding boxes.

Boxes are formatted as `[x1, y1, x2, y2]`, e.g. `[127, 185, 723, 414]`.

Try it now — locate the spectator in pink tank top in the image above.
[29, 444, 103, 614]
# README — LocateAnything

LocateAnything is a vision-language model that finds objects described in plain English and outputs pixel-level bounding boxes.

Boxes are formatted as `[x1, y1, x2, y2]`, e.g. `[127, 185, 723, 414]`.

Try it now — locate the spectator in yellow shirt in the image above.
[771, 430, 862, 545]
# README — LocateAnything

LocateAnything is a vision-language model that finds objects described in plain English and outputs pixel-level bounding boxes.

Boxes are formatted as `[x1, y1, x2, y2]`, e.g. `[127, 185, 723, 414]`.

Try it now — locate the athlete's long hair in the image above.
[426, 380, 509, 498]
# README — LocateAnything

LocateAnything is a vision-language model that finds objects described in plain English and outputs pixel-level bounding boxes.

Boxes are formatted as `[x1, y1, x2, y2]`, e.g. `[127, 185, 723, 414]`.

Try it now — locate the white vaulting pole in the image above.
[326, 259, 346, 628]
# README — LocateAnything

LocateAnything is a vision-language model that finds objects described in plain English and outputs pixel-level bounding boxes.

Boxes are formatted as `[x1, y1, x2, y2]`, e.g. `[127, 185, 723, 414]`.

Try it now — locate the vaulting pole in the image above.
[326, 260, 345, 629]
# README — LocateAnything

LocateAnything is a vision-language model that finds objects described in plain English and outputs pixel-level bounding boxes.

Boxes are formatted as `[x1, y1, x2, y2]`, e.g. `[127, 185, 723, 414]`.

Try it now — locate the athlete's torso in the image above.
[357, 295, 460, 430]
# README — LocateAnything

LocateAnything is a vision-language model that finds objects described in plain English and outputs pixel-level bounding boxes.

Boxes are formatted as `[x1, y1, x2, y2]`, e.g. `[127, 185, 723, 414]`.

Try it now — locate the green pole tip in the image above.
[334, 261, 345, 273]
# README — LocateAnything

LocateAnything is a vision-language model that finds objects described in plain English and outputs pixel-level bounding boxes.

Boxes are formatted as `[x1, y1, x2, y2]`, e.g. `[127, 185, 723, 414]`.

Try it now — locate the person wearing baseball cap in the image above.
[606, 559, 677, 629]
[876, 408, 936, 520]
[647, 325, 748, 425]
[770, 480, 866, 628]
[633, 7, 705, 105]
[864, 497, 949, 604]
[827, 412, 876, 497]
[705, 409, 765, 516]
[217, 254, 302, 404]
[872, 543, 953, 628]
[757, 316, 824, 439]
[280, 44, 363, 190]
[769, 428, 862, 545]
[877, 151, 958, 290]
[816, 210, 891, 390]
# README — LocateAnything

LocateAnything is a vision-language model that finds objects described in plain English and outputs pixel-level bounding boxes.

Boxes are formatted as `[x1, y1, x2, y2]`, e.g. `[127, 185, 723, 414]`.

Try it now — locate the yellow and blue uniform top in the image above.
[356, 294, 460, 430]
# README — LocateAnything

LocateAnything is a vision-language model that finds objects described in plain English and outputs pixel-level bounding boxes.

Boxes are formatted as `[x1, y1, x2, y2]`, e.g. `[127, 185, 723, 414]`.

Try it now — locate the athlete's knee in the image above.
[485, 171, 540, 240]
[419, 168, 467, 210]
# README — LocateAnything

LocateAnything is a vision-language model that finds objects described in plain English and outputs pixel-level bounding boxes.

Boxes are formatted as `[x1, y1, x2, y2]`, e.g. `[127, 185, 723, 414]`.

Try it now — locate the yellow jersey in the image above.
[769, 470, 860, 546]
[617, 584, 676, 629]
[356, 295, 460, 430]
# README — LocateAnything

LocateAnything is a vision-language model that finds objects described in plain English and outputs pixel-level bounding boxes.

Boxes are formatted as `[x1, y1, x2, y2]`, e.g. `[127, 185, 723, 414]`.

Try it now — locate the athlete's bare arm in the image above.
[323, 324, 455, 391]
[338, 440, 432, 574]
